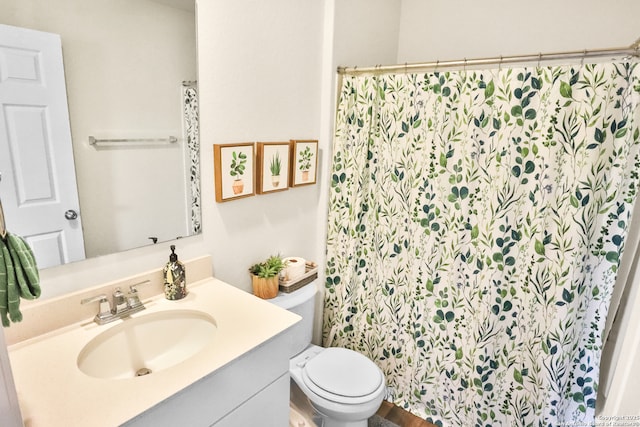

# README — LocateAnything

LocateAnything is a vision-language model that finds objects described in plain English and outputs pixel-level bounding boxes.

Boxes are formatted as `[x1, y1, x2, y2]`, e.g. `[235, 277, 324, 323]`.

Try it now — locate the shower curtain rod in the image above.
[337, 40, 640, 75]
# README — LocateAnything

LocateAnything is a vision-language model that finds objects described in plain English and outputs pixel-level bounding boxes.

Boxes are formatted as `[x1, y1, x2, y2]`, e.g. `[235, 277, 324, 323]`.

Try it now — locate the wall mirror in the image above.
[0, 0, 200, 269]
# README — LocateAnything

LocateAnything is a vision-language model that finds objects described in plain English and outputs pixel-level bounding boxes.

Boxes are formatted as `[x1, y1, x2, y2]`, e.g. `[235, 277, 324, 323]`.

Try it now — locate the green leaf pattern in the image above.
[324, 63, 640, 426]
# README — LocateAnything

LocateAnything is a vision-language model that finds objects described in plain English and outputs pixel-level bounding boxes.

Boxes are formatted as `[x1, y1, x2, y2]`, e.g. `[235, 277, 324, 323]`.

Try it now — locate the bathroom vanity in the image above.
[7, 262, 300, 426]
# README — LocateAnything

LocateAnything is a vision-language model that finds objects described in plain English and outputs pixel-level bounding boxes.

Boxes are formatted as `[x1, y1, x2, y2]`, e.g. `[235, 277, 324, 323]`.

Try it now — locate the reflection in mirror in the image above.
[0, 0, 200, 269]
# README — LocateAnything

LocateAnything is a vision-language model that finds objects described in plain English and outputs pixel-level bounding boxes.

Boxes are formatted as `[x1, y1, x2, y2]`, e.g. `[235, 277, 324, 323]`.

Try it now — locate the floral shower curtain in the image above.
[182, 82, 201, 235]
[324, 62, 640, 426]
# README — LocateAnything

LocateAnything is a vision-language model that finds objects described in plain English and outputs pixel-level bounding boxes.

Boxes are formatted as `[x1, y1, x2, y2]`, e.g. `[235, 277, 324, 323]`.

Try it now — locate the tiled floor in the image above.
[375, 401, 437, 427]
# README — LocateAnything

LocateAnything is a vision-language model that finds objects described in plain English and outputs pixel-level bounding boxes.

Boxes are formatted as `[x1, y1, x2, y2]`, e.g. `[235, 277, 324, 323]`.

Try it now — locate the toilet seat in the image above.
[301, 347, 384, 405]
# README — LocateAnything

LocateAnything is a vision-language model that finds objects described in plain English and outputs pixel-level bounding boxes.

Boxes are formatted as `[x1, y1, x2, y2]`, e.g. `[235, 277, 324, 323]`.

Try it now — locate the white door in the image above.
[0, 24, 85, 268]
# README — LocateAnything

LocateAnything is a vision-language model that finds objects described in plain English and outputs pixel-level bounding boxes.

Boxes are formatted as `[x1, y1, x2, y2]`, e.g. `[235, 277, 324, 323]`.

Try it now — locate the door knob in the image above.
[64, 209, 78, 220]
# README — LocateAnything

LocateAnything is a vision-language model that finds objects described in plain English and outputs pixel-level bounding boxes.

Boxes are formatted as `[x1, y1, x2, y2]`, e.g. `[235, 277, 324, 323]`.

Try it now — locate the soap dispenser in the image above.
[163, 245, 186, 300]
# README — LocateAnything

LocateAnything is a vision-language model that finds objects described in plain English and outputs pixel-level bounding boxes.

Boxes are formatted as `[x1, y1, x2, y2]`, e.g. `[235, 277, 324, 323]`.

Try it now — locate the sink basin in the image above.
[77, 309, 217, 379]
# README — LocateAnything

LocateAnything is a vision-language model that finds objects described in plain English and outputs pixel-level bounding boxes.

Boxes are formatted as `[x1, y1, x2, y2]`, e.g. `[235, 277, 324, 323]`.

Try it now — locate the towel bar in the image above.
[89, 136, 178, 146]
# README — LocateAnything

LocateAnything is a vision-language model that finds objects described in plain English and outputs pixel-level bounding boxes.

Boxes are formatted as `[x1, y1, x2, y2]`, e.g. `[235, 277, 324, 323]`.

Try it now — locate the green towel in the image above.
[0, 241, 21, 326]
[6, 233, 40, 299]
[0, 233, 40, 327]
[0, 240, 9, 327]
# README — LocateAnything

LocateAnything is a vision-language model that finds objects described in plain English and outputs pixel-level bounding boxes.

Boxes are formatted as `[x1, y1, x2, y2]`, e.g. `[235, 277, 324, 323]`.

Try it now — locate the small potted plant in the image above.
[230, 151, 247, 194]
[298, 146, 312, 182]
[248, 255, 288, 299]
[270, 152, 282, 187]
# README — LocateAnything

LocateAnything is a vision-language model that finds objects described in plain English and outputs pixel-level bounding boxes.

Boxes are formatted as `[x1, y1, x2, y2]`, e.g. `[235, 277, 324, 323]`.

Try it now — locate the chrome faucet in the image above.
[81, 281, 149, 325]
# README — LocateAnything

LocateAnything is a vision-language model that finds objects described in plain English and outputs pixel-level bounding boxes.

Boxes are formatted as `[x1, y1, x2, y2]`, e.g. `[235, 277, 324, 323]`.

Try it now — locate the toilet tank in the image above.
[269, 284, 317, 358]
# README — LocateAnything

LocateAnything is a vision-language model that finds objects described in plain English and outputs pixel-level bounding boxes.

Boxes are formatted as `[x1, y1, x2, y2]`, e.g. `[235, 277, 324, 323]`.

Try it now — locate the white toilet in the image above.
[270, 285, 385, 427]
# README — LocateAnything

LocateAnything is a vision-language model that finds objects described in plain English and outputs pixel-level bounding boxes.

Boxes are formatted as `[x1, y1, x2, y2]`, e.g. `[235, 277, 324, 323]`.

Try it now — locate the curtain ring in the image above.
[464, 58, 467, 72]
[499, 55, 503, 70]
[404, 62, 408, 74]
[581, 49, 587, 66]
[434, 60, 439, 74]
[537, 53, 542, 68]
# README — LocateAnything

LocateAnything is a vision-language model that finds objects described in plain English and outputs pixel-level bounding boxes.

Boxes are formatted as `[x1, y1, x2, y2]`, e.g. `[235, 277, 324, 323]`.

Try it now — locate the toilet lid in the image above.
[303, 347, 383, 399]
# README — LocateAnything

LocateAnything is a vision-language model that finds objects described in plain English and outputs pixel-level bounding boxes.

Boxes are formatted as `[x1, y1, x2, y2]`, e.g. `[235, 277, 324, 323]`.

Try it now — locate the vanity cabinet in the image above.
[9, 275, 300, 427]
[214, 374, 289, 426]
[123, 329, 292, 427]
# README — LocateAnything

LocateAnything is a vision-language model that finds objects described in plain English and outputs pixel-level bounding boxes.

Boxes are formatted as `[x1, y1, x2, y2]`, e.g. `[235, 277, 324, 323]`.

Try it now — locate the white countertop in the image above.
[8, 278, 300, 427]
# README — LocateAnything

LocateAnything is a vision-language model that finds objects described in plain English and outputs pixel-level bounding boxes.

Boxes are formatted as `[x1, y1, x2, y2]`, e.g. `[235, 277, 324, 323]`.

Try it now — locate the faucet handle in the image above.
[127, 287, 142, 309]
[81, 294, 107, 305]
[129, 279, 151, 293]
[126, 280, 150, 309]
[112, 287, 127, 313]
[81, 294, 112, 320]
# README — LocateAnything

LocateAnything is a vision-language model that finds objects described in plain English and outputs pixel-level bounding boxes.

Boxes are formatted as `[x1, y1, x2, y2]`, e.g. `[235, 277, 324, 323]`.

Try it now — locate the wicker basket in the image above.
[279, 261, 318, 293]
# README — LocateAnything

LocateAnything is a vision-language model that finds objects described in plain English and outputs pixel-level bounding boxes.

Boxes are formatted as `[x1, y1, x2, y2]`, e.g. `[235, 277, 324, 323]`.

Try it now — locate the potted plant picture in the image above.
[256, 142, 290, 194]
[290, 140, 318, 187]
[270, 152, 282, 187]
[298, 146, 313, 182]
[248, 255, 288, 299]
[214, 143, 255, 202]
[230, 150, 247, 194]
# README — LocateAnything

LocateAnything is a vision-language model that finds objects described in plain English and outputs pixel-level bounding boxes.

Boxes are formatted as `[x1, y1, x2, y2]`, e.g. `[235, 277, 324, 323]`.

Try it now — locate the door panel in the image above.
[5, 105, 56, 202]
[0, 24, 85, 268]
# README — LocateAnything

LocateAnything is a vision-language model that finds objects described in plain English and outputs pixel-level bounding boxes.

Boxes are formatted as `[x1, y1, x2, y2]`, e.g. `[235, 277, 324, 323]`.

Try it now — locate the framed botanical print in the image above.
[290, 140, 318, 187]
[214, 143, 255, 202]
[256, 142, 291, 194]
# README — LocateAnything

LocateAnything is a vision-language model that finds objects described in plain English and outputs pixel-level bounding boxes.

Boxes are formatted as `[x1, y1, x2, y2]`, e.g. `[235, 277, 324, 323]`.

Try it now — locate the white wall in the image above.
[397, 0, 640, 63]
[196, 0, 325, 291]
[333, 0, 401, 67]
